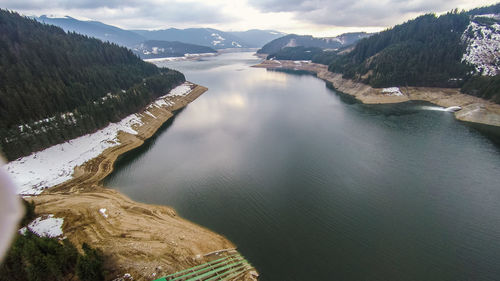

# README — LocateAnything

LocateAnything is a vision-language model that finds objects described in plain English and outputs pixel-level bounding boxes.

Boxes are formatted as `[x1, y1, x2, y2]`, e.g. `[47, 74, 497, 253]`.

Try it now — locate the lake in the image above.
[106, 52, 500, 281]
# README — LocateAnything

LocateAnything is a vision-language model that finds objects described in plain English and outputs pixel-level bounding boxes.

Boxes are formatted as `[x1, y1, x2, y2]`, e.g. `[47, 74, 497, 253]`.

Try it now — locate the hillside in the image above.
[132, 40, 217, 59]
[326, 5, 500, 103]
[227, 29, 286, 47]
[133, 28, 248, 49]
[0, 10, 186, 161]
[266, 47, 339, 65]
[256, 32, 371, 55]
[35, 15, 146, 47]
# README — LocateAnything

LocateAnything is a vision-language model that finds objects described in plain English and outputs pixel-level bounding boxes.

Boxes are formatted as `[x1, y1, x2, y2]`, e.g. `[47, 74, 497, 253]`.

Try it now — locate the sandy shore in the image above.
[28, 84, 258, 281]
[253, 60, 500, 127]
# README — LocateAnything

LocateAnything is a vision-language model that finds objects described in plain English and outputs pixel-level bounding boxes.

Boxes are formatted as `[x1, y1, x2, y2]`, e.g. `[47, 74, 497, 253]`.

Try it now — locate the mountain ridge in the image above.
[257, 32, 372, 55]
[34, 15, 285, 49]
[132, 27, 247, 49]
[132, 40, 217, 59]
[36, 15, 146, 47]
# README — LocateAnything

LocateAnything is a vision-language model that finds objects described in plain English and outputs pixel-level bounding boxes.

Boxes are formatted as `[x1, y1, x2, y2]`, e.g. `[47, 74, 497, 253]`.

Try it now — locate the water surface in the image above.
[106, 52, 500, 281]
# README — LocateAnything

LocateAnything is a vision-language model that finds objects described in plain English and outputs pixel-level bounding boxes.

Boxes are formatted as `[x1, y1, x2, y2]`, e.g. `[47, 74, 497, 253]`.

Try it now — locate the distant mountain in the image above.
[133, 28, 247, 49]
[257, 32, 371, 54]
[133, 40, 216, 59]
[1, 10, 185, 160]
[35, 15, 145, 47]
[226, 29, 286, 47]
[266, 46, 339, 65]
[34, 16, 286, 51]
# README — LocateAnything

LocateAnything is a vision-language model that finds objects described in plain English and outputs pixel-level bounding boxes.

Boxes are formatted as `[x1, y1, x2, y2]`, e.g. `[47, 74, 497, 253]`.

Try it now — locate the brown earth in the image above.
[253, 60, 500, 127]
[30, 84, 258, 281]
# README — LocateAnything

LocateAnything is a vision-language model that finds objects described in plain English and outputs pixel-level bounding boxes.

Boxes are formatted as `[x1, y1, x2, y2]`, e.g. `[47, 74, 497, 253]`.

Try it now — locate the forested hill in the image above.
[327, 4, 500, 103]
[0, 10, 185, 161]
[257, 32, 370, 55]
[133, 40, 216, 59]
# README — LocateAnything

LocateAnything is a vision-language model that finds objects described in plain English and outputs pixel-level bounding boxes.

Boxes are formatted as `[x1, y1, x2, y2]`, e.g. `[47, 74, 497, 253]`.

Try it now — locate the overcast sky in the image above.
[1, 0, 498, 36]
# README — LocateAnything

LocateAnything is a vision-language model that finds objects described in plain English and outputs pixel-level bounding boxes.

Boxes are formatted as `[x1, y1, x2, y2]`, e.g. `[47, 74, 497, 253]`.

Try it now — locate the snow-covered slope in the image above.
[462, 14, 500, 76]
[3, 83, 193, 195]
[19, 215, 64, 238]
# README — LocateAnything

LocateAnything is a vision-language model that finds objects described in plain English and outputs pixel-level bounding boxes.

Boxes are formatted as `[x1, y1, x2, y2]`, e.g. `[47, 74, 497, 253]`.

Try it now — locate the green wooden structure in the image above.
[154, 253, 253, 281]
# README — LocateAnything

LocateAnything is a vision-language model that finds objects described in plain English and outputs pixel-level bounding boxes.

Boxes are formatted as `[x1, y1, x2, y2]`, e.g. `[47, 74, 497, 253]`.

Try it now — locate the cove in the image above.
[105, 52, 500, 281]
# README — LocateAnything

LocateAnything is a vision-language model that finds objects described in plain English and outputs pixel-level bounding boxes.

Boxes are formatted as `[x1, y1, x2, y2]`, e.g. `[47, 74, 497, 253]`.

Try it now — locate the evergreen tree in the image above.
[0, 10, 186, 160]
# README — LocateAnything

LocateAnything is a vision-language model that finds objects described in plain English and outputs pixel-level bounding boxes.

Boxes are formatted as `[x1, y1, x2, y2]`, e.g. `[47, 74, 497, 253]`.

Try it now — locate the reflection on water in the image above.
[106, 109, 183, 179]
[106, 52, 500, 281]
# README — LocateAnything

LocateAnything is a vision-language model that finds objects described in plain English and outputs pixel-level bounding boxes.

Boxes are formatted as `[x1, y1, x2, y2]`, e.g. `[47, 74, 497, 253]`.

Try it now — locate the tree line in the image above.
[0, 10, 186, 160]
[328, 12, 472, 88]
[263, 4, 500, 104]
[0, 200, 105, 281]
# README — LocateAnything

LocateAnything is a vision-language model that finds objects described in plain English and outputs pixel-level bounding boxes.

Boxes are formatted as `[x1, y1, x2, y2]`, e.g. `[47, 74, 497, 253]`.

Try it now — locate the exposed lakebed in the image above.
[106, 52, 500, 281]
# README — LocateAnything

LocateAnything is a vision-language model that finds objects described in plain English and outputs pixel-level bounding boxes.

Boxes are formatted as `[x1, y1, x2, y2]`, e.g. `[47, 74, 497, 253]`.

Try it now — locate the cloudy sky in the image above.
[1, 0, 498, 36]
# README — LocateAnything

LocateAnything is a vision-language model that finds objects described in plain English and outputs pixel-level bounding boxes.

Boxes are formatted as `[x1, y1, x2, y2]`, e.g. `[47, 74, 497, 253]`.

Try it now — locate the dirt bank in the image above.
[49, 84, 208, 193]
[31, 189, 254, 280]
[30, 84, 257, 280]
[253, 60, 500, 127]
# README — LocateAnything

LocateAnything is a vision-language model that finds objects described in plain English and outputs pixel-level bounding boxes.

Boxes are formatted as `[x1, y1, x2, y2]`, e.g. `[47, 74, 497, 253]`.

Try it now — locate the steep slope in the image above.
[35, 15, 145, 47]
[461, 14, 500, 76]
[327, 4, 500, 103]
[0, 10, 185, 160]
[257, 32, 371, 54]
[227, 29, 286, 47]
[329, 12, 471, 87]
[132, 40, 217, 59]
[133, 28, 248, 49]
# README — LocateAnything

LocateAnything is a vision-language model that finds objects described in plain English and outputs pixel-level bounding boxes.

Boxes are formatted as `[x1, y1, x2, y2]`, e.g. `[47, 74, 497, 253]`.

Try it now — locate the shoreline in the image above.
[49, 84, 208, 193]
[253, 60, 500, 127]
[14, 83, 258, 281]
[144, 52, 217, 63]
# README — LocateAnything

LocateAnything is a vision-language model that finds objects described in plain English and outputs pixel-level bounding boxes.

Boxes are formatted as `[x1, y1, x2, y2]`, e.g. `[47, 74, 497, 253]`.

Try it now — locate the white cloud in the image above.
[249, 0, 500, 27]
[0, 0, 497, 36]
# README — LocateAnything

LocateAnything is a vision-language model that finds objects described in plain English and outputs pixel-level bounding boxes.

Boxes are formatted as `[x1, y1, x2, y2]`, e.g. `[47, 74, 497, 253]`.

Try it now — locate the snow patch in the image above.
[20, 215, 64, 238]
[144, 53, 216, 62]
[3, 83, 192, 195]
[211, 33, 225, 41]
[475, 14, 500, 20]
[99, 208, 108, 218]
[382, 87, 403, 96]
[168, 84, 192, 97]
[285, 39, 297, 48]
[461, 16, 500, 76]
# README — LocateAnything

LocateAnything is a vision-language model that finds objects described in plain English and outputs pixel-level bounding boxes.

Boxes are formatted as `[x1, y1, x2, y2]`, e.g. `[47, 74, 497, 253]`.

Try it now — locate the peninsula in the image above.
[6, 83, 258, 281]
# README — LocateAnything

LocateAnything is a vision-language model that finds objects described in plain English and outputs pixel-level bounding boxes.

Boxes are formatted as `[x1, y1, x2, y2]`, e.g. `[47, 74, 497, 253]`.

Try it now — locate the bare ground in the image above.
[30, 84, 258, 281]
